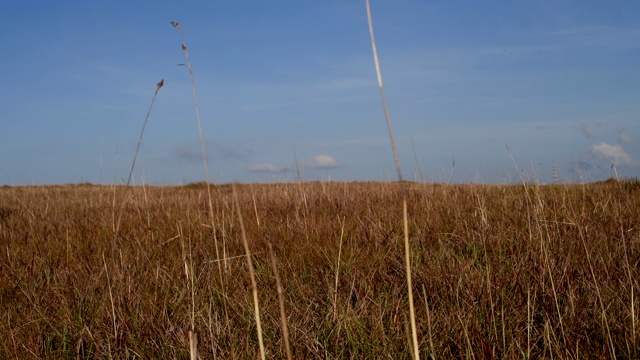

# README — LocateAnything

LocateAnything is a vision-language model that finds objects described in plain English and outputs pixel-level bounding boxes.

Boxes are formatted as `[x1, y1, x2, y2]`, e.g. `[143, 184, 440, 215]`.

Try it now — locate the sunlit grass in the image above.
[1, 180, 638, 358]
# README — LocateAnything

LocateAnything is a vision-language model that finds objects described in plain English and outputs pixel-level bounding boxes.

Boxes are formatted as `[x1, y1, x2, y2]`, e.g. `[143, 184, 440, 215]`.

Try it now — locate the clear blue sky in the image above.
[1, 1, 639, 185]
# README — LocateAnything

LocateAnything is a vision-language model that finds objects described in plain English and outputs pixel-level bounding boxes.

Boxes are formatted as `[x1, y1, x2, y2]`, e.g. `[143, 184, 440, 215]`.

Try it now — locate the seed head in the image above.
[170, 21, 181, 29]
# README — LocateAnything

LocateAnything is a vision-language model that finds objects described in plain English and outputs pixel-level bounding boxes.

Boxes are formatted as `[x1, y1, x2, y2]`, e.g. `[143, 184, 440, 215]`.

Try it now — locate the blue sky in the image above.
[1, 1, 639, 185]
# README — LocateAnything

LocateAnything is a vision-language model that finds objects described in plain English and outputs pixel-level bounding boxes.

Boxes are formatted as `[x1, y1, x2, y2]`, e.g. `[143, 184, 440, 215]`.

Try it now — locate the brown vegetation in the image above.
[1, 180, 639, 358]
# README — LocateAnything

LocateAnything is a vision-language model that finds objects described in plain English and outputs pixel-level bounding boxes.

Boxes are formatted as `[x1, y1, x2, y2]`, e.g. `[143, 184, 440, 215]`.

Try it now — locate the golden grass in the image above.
[1, 180, 639, 358]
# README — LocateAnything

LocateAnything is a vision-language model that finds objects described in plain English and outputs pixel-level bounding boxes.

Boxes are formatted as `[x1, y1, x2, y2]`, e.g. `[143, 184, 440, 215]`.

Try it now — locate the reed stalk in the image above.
[366, 2, 419, 358]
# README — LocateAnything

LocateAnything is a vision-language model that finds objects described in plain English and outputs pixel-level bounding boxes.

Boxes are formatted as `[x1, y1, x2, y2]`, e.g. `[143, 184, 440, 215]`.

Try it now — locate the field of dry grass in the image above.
[1, 180, 639, 358]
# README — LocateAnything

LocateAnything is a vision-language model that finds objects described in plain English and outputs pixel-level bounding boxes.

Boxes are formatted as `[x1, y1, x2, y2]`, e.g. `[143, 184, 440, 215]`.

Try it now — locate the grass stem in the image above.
[112, 79, 164, 251]
[404, 199, 420, 360]
[366, 0, 402, 182]
[333, 216, 345, 321]
[268, 243, 292, 360]
[232, 183, 265, 360]
[102, 252, 117, 358]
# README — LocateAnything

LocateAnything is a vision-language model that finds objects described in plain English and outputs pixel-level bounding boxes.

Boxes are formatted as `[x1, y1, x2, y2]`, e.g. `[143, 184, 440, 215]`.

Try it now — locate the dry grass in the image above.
[1, 180, 639, 358]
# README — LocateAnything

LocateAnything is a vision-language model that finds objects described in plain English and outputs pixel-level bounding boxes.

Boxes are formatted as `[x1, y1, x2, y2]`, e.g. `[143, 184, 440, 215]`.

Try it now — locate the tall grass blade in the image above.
[189, 331, 198, 360]
[622, 226, 636, 356]
[333, 216, 346, 321]
[170, 22, 211, 187]
[268, 242, 292, 360]
[126, 79, 164, 188]
[366, 2, 418, 358]
[170, 21, 222, 275]
[404, 199, 420, 360]
[366, 0, 402, 182]
[102, 252, 117, 357]
[422, 285, 436, 359]
[171, 21, 232, 340]
[113, 79, 164, 247]
[232, 183, 266, 360]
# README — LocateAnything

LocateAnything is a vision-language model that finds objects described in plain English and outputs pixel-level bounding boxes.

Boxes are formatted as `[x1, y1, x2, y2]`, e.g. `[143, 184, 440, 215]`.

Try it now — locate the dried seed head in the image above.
[182, 44, 187, 51]
[170, 21, 181, 29]
[157, 79, 164, 90]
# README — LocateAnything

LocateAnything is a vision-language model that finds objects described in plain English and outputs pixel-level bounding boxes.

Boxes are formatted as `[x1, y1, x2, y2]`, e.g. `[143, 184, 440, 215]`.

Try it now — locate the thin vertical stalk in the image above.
[170, 21, 222, 279]
[527, 286, 533, 359]
[410, 137, 425, 182]
[622, 226, 636, 356]
[422, 285, 436, 360]
[102, 252, 117, 359]
[178, 220, 198, 359]
[126, 79, 164, 188]
[366, 0, 403, 182]
[113, 79, 164, 247]
[170, 22, 211, 187]
[268, 243, 292, 360]
[233, 184, 266, 360]
[333, 216, 346, 321]
[403, 199, 420, 360]
[171, 21, 232, 340]
[366, 2, 418, 358]
[189, 331, 198, 360]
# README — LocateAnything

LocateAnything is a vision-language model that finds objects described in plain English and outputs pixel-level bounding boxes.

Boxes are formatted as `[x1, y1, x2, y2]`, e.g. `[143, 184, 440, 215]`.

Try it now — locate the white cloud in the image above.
[619, 131, 634, 144]
[590, 142, 639, 167]
[247, 162, 289, 173]
[307, 154, 339, 169]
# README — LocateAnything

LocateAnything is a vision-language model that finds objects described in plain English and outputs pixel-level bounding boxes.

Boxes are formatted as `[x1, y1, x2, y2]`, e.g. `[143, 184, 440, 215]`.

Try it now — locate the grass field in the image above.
[1, 180, 639, 358]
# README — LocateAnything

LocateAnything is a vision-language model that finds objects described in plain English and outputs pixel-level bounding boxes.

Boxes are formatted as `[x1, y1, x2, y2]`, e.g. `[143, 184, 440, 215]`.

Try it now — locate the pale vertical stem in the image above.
[293, 146, 309, 215]
[333, 216, 346, 320]
[251, 184, 260, 227]
[527, 286, 532, 359]
[189, 331, 198, 360]
[404, 199, 420, 360]
[170, 21, 222, 283]
[113, 80, 164, 249]
[233, 184, 266, 360]
[178, 222, 198, 358]
[102, 252, 117, 358]
[189, 230, 196, 332]
[171, 21, 231, 337]
[366, 2, 419, 357]
[422, 285, 436, 360]
[366, 0, 403, 182]
[268, 243, 292, 360]
[622, 226, 636, 355]
[410, 137, 425, 182]
[126, 80, 164, 188]
[173, 24, 211, 187]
